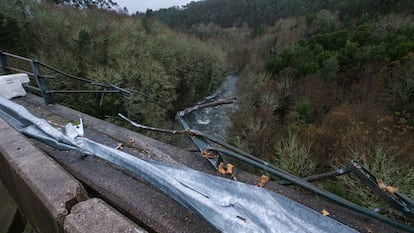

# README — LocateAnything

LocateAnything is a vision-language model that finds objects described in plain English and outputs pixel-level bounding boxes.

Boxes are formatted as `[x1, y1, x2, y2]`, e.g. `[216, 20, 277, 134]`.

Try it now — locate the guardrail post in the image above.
[0, 51, 11, 74]
[31, 59, 55, 105]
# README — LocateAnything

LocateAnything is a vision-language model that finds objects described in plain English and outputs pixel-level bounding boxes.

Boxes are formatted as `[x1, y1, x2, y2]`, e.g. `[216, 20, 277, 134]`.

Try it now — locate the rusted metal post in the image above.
[0, 51, 11, 74]
[31, 59, 55, 105]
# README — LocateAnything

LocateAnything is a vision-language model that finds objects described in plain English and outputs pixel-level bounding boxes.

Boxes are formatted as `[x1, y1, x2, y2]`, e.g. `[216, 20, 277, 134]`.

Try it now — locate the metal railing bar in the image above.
[2, 51, 33, 62]
[208, 147, 414, 233]
[39, 75, 55, 79]
[1, 51, 133, 105]
[22, 84, 41, 91]
[278, 168, 351, 185]
[4, 66, 36, 76]
[46, 90, 121, 94]
[37, 61, 111, 88]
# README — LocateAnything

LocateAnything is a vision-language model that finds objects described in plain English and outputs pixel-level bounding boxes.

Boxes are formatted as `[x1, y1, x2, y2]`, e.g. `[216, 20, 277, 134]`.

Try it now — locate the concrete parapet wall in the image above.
[0, 118, 87, 232]
[0, 118, 144, 233]
[64, 198, 146, 233]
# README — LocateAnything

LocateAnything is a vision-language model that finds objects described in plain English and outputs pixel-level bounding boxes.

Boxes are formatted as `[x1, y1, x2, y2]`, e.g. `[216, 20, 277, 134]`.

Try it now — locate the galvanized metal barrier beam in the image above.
[0, 96, 359, 233]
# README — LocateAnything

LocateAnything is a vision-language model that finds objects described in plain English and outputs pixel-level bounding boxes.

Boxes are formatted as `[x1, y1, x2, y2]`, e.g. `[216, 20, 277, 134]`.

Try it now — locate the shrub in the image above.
[330, 144, 414, 215]
[310, 29, 349, 51]
[318, 52, 339, 82]
[351, 23, 376, 46]
[310, 10, 338, 34]
[22, 4, 229, 125]
[295, 99, 313, 124]
[386, 26, 414, 60]
[274, 130, 316, 177]
[267, 44, 319, 75]
[391, 68, 414, 113]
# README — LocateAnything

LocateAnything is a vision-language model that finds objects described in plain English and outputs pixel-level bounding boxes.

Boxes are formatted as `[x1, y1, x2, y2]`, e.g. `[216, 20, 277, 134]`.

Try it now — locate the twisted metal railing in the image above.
[119, 98, 414, 233]
[0, 51, 130, 105]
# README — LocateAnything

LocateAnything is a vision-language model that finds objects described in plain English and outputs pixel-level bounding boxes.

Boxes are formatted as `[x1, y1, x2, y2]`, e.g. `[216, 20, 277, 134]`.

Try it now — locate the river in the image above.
[184, 75, 239, 142]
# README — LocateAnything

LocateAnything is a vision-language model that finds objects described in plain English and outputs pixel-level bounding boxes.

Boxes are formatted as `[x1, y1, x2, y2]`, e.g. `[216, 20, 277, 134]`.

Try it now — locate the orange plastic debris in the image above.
[256, 175, 270, 187]
[217, 162, 226, 174]
[217, 162, 234, 175]
[376, 178, 398, 194]
[226, 163, 234, 174]
[203, 150, 219, 159]
[322, 209, 330, 216]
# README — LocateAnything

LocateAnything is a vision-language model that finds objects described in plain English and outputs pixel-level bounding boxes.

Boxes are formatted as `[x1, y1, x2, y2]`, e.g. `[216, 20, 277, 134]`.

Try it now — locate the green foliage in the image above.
[274, 130, 316, 177]
[391, 68, 414, 113]
[295, 99, 313, 124]
[318, 52, 339, 82]
[142, 10, 153, 34]
[267, 20, 413, 78]
[153, 0, 412, 29]
[16, 3, 228, 126]
[386, 26, 414, 60]
[331, 145, 414, 209]
[73, 28, 91, 76]
[0, 0, 35, 21]
[310, 29, 349, 51]
[47, 0, 118, 9]
[0, 13, 25, 53]
[267, 44, 319, 75]
[337, 40, 360, 67]
[351, 23, 376, 46]
[310, 10, 338, 34]
[154, 0, 312, 28]
[250, 25, 266, 38]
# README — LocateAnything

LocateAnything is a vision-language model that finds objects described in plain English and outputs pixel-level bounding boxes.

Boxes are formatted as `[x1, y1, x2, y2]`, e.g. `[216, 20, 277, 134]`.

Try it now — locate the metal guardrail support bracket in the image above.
[31, 59, 55, 105]
[347, 160, 414, 219]
[0, 51, 11, 74]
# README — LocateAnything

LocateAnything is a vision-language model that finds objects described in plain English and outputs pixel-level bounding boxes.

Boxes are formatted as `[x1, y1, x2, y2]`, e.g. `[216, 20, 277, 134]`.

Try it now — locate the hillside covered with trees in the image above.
[153, 0, 414, 223]
[1, 0, 414, 226]
[154, 0, 412, 28]
[0, 0, 229, 130]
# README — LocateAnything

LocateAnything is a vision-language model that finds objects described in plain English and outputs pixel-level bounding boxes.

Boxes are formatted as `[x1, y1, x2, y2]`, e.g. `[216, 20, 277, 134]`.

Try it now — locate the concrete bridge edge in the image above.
[0, 117, 146, 233]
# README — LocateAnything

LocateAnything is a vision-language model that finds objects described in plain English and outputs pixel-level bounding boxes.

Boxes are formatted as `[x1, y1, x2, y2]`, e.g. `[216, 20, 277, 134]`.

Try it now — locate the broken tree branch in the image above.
[178, 98, 237, 116]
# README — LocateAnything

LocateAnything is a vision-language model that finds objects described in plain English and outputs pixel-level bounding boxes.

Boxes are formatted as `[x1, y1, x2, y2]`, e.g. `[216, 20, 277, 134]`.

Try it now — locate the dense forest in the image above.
[154, 0, 412, 28]
[1, 0, 414, 224]
[153, 0, 414, 220]
[0, 0, 228, 129]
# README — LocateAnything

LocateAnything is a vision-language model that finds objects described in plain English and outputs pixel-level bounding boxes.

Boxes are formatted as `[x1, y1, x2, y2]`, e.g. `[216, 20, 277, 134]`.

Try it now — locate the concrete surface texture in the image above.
[0, 116, 146, 233]
[0, 180, 17, 233]
[64, 198, 146, 233]
[2, 94, 410, 233]
[0, 117, 88, 232]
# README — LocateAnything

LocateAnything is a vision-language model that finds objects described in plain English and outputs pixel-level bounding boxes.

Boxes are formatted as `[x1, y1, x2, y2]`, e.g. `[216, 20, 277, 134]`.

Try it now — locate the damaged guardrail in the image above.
[0, 96, 359, 233]
[119, 98, 414, 233]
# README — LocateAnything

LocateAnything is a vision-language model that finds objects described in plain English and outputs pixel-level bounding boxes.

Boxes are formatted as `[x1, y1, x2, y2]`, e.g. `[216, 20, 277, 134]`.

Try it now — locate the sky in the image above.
[114, 0, 198, 14]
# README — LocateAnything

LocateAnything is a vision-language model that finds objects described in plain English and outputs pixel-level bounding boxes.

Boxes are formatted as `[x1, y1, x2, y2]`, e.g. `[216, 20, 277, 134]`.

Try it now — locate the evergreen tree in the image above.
[44, 0, 118, 9]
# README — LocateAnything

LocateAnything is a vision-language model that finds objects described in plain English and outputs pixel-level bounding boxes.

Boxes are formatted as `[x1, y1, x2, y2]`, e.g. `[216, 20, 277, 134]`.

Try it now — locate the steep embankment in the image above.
[0, 1, 229, 129]
[154, 0, 414, 226]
